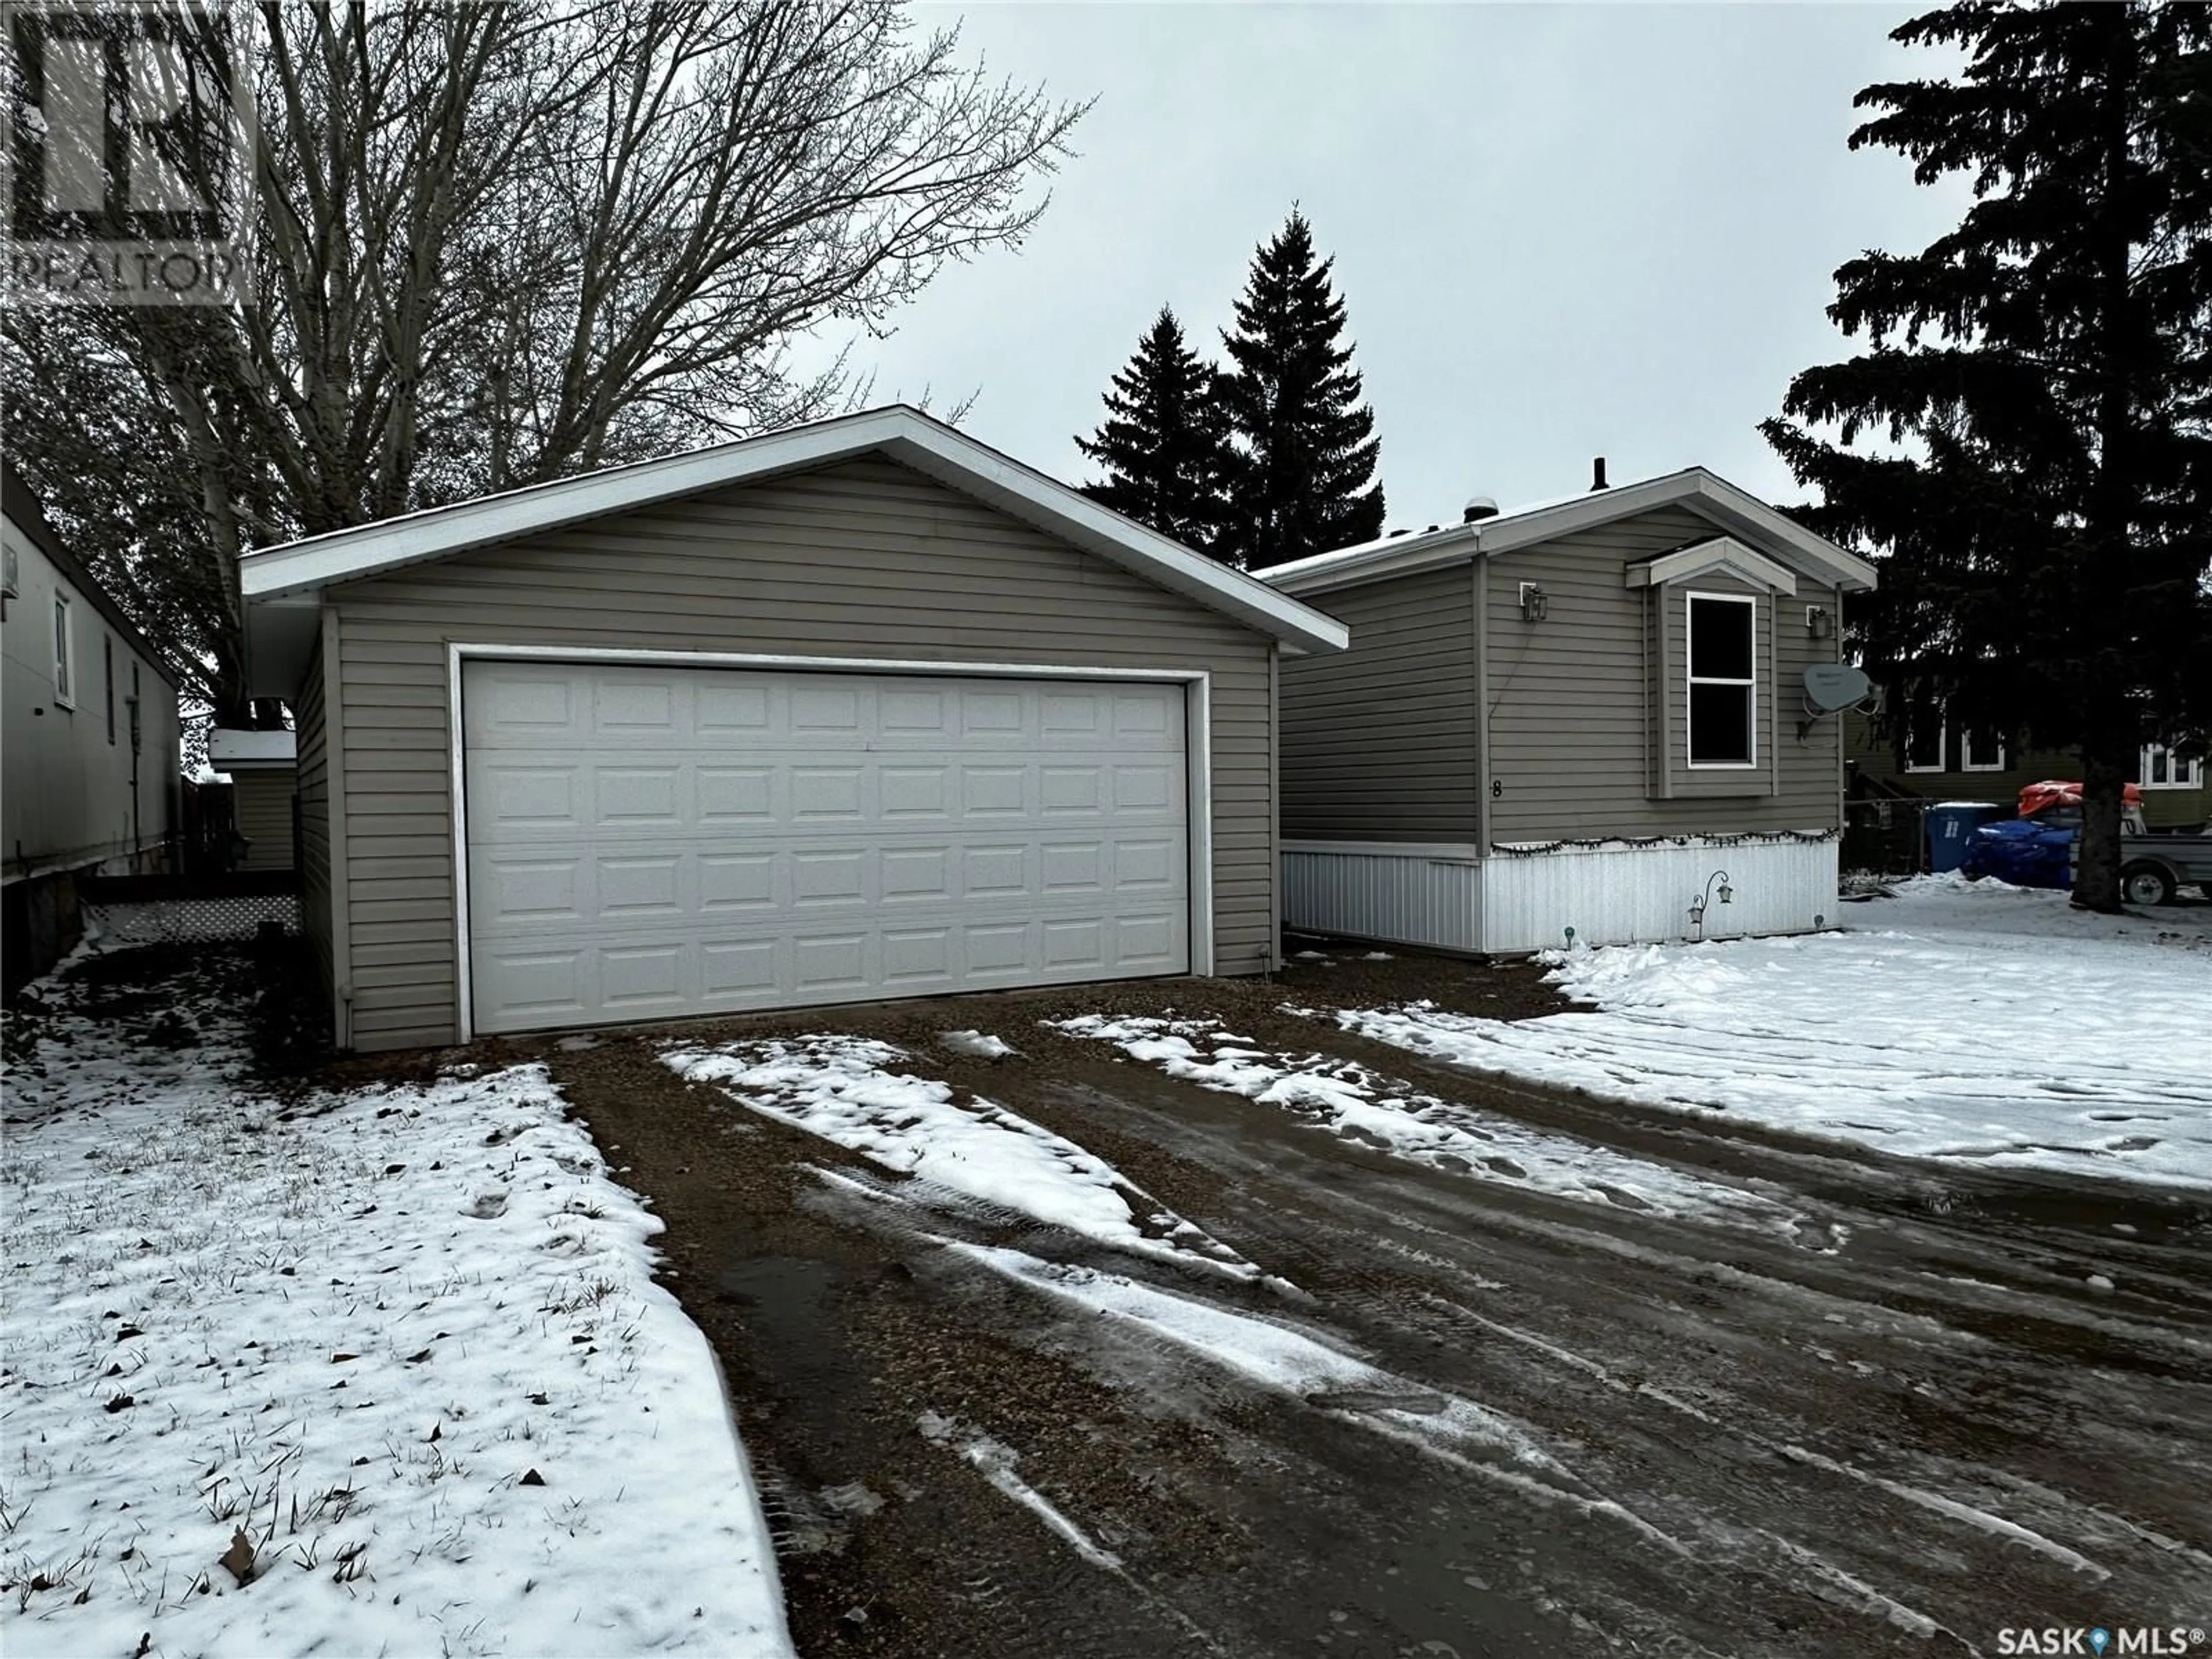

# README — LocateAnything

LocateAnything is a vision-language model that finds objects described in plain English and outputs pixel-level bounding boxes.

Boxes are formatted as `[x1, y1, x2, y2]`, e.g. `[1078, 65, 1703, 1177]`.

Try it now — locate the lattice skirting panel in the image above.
[86, 895, 301, 946]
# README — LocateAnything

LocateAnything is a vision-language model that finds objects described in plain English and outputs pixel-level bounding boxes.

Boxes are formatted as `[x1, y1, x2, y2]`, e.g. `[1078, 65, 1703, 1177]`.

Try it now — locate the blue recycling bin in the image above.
[1924, 802, 2005, 873]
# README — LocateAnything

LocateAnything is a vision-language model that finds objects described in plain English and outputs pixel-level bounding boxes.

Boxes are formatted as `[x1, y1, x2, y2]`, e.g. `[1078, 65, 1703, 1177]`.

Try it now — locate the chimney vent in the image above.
[1463, 495, 1499, 524]
[1590, 457, 1609, 492]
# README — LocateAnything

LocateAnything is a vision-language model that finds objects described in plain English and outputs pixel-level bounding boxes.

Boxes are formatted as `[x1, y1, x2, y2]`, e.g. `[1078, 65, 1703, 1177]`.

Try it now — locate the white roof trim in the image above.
[1262, 468, 1876, 597]
[238, 406, 1348, 656]
[1624, 536, 1797, 596]
[206, 726, 298, 767]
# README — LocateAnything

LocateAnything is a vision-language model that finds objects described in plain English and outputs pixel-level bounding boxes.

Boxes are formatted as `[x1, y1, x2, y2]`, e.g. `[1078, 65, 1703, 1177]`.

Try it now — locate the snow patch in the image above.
[1052, 1015, 1806, 1239]
[665, 1036, 1264, 1279]
[1339, 880, 2212, 1190]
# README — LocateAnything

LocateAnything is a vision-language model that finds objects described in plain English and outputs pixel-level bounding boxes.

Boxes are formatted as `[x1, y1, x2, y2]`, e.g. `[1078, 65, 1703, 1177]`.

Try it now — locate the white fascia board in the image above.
[207, 727, 298, 766]
[1263, 467, 1878, 599]
[1624, 536, 1797, 595]
[1682, 473, 1878, 593]
[1262, 524, 1483, 595]
[238, 406, 1349, 656]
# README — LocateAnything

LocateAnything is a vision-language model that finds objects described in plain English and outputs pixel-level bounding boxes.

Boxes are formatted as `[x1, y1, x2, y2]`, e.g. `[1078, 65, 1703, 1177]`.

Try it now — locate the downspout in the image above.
[1470, 528, 1492, 957]
[1267, 641, 1281, 974]
[1471, 527, 1492, 856]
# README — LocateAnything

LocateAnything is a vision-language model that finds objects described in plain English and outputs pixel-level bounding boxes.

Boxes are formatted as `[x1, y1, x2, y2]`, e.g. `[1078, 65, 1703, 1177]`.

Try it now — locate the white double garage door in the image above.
[463, 659, 1194, 1035]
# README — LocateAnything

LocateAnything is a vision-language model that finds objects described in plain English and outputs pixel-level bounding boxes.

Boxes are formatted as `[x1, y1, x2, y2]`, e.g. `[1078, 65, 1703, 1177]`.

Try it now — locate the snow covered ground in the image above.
[1, 955, 791, 1658]
[664, 1035, 1268, 1281]
[1053, 1014, 1817, 1241]
[1338, 876, 2212, 1190]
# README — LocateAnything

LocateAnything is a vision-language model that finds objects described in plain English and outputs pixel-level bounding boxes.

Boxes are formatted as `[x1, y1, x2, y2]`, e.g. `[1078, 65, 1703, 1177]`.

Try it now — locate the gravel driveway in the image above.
[510, 950, 2211, 1658]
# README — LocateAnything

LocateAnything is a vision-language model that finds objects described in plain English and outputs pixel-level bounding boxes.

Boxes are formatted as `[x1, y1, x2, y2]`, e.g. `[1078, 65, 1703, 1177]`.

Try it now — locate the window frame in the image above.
[52, 593, 75, 709]
[1684, 590, 1758, 770]
[1959, 726, 2005, 772]
[2138, 744, 2205, 791]
[1902, 709, 1946, 774]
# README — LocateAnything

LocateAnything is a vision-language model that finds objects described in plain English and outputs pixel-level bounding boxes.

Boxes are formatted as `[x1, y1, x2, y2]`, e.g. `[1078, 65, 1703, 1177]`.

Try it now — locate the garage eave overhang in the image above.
[238, 406, 1350, 661]
[1259, 469, 1877, 599]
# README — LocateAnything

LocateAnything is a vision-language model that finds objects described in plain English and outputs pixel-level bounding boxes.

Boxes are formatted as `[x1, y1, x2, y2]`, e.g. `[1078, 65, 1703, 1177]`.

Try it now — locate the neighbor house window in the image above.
[1960, 727, 2005, 772]
[105, 635, 116, 743]
[1903, 697, 1946, 773]
[1686, 592, 1756, 767]
[52, 594, 74, 707]
[2138, 744, 2204, 790]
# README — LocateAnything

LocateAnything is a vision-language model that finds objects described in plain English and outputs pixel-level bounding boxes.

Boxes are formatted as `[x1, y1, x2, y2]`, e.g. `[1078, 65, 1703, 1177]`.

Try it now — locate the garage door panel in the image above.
[465, 661, 1191, 1034]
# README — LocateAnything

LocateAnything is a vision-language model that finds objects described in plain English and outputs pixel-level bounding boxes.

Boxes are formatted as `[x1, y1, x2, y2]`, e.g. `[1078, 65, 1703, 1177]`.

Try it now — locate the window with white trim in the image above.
[2138, 744, 2204, 790]
[1903, 696, 1945, 773]
[1960, 726, 2005, 772]
[1686, 592, 1756, 767]
[52, 594, 74, 707]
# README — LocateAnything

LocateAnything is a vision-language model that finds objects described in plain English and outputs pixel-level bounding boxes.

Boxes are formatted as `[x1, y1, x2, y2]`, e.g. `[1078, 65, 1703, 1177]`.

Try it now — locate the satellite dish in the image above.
[1802, 663, 1872, 713]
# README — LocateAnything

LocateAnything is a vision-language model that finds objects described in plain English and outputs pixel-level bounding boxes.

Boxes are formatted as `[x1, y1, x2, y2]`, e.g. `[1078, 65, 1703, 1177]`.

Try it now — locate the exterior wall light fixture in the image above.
[1520, 582, 1548, 623]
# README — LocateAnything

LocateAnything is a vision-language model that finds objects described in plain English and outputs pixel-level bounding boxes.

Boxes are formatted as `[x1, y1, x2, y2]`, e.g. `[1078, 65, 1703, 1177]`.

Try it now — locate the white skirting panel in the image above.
[1280, 840, 1483, 952]
[1479, 839, 1839, 953]
[1280, 838, 1839, 955]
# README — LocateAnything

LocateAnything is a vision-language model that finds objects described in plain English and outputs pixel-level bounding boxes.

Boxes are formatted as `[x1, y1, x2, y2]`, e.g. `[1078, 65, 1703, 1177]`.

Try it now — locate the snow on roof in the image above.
[1262, 484, 1613, 583]
[1260, 468, 1876, 597]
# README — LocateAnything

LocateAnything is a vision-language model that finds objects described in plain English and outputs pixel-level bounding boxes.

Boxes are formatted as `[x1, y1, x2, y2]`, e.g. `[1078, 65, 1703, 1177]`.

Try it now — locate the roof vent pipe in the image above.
[1590, 457, 1609, 492]
[1463, 495, 1499, 524]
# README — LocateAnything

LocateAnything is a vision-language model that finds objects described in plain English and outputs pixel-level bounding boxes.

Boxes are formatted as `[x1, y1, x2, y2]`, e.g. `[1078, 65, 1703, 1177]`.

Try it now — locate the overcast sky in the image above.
[830, 2, 1969, 531]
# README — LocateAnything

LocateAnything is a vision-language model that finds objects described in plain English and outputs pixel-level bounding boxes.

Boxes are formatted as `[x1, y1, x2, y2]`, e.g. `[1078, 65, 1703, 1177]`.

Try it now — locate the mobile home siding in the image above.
[326, 456, 1277, 1051]
[294, 630, 334, 998]
[1279, 566, 1478, 842]
[232, 770, 296, 871]
[1483, 506, 1846, 841]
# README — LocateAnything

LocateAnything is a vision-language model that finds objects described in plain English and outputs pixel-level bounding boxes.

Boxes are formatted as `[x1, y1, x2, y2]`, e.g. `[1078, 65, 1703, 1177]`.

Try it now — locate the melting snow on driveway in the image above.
[947, 1243, 1687, 1553]
[1054, 1016, 1809, 1240]
[1, 959, 791, 1659]
[1342, 876, 2212, 1191]
[663, 1036, 1267, 1280]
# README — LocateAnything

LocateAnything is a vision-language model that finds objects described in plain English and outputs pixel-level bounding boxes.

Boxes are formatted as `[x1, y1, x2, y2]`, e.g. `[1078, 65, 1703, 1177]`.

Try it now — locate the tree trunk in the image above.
[2071, 741, 2128, 912]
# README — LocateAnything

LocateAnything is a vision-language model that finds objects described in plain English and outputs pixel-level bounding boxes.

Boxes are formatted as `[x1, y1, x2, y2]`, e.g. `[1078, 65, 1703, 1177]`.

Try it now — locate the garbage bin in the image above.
[1924, 802, 2005, 874]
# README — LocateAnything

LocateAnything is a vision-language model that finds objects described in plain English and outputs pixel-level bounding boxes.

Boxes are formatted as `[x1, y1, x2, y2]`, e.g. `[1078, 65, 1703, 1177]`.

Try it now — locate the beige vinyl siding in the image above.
[294, 630, 334, 995]
[1279, 566, 1478, 842]
[1484, 506, 1847, 841]
[328, 456, 1276, 1051]
[232, 770, 297, 871]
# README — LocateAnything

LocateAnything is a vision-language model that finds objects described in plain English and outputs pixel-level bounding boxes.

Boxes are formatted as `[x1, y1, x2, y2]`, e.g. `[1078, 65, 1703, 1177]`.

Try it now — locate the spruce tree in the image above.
[1215, 213, 1386, 570]
[1075, 307, 1233, 554]
[1764, 1, 2212, 912]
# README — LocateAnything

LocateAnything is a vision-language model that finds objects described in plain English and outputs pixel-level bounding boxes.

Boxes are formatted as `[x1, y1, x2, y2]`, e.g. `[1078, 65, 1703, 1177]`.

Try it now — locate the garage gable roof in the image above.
[239, 406, 1348, 655]
[1259, 467, 1877, 597]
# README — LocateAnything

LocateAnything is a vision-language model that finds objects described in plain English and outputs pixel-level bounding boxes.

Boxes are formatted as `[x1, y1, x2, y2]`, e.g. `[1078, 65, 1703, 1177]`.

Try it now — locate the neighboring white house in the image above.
[3, 463, 184, 988]
[206, 726, 298, 872]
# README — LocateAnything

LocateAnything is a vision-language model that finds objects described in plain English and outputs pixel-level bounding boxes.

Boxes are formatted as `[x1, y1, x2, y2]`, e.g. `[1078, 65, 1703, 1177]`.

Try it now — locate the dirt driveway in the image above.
[494, 950, 2211, 1658]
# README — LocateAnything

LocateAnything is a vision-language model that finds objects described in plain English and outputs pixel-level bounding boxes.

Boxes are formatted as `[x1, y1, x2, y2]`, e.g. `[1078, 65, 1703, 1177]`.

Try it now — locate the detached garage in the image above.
[240, 407, 1346, 1052]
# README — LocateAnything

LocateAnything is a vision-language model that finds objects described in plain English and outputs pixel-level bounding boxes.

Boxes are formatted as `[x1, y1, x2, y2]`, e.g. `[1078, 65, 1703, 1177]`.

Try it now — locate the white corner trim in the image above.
[241, 407, 1347, 656]
[445, 643, 1221, 1041]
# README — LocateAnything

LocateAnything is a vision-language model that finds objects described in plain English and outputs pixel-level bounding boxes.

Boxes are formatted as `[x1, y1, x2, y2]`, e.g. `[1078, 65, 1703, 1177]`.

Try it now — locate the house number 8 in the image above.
[1491, 779, 1503, 798]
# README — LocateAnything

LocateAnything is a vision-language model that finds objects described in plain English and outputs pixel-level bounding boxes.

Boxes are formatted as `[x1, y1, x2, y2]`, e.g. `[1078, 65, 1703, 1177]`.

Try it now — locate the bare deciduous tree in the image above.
[4, 0, 1086, 720]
